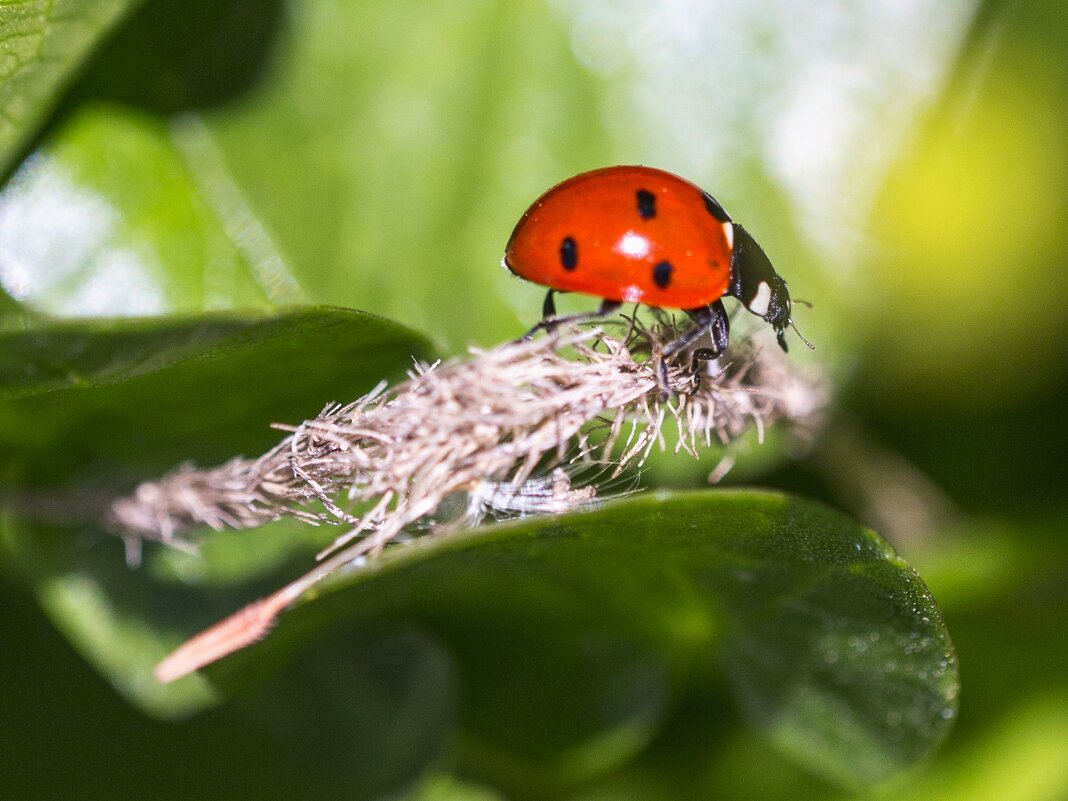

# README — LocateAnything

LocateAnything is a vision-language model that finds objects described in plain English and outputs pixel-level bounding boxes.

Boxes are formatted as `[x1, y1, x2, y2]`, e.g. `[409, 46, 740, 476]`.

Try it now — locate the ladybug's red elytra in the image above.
[503, 165, 801, 388]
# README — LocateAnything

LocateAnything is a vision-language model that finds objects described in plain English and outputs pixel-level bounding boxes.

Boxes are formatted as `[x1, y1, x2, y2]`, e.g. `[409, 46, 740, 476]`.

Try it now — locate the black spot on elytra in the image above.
[702, 191, 731, 223]
[653, 260, 673, 288]
[560, 236, 578, 270]
[636, 189, 656, 219]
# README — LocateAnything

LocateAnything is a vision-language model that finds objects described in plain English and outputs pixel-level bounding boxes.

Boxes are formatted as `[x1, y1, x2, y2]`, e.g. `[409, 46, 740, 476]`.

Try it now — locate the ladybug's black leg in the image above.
[523, 298, 622, 340]
[687, 301, 730, 355]
[689, 348, 717, 382]
[656, 300, 730, 395]
[542, 290, 556, 318]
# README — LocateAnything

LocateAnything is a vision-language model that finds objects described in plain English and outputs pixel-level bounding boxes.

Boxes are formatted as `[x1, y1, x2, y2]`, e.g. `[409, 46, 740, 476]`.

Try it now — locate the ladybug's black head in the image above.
[728, 224, 795, 352]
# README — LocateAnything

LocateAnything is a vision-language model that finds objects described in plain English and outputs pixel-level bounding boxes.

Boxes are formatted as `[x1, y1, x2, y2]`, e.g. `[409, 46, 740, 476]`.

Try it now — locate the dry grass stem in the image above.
[109, 321, 825, 682]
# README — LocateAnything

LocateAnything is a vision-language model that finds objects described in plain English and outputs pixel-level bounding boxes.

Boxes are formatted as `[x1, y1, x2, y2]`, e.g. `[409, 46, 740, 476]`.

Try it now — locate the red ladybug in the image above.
[504, 166, 801, 387]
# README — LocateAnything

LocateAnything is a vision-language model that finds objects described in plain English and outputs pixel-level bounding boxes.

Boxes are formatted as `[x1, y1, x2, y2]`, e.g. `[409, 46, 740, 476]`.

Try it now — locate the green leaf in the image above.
[4, 445, 955, 788]
[0, 305, 433, 487]
[0, 0, 145, 174]
[0, 580, 454, 801]
[0, 304, 433, 716]
[204, 491, 951, 791]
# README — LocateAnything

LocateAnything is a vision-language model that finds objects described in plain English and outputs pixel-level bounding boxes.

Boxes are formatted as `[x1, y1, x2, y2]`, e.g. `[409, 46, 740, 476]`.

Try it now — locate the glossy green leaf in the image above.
[198, 491, 956, 792]
[3, 490, 956, 790]
[0, 306, 432, 488]
[0, 0, 144, 174]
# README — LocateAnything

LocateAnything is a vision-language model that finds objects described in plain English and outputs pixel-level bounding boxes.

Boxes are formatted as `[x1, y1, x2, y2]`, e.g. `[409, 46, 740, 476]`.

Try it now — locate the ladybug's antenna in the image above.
[789, 319, 815, 350]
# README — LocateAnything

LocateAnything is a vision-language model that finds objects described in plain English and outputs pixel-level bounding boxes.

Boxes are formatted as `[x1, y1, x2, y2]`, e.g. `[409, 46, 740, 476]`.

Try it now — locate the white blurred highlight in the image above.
[0, 155, 165, 316]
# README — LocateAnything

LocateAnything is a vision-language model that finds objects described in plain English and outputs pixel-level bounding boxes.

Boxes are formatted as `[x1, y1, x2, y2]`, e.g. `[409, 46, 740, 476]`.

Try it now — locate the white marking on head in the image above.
[723, 222, 734, 249]
[622, 284, 643, 303]
[616, 231, 651, 258]
[749, 281, 771, 317]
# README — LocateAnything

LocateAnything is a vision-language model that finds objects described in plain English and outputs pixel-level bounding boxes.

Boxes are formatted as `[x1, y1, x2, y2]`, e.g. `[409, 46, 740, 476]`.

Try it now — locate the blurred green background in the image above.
[1, 0, 1065, 799]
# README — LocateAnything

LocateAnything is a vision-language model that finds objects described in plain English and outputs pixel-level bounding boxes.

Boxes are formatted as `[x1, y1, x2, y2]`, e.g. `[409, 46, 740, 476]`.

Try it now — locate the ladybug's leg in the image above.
[540, 289, 574, 319]
[542, 289, 558, 318]
[657, 300, 730, 395]
[523, 298, 622, 340]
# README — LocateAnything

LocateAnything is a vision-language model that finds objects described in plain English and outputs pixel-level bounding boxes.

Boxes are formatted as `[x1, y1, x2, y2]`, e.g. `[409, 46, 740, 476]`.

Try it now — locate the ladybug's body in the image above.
[504, 166, 800, 390]
[505, 166, 733, 309]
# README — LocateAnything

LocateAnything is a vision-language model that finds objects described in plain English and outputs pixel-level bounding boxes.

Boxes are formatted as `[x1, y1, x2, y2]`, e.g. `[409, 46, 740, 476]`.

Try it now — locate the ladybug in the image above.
[503, 165, 802, 388]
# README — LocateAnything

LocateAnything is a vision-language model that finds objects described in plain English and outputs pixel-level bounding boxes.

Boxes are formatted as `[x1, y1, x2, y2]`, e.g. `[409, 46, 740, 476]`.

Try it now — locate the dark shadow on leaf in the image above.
[73, 0, 287, 115]
[0, 577, 452, 801]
